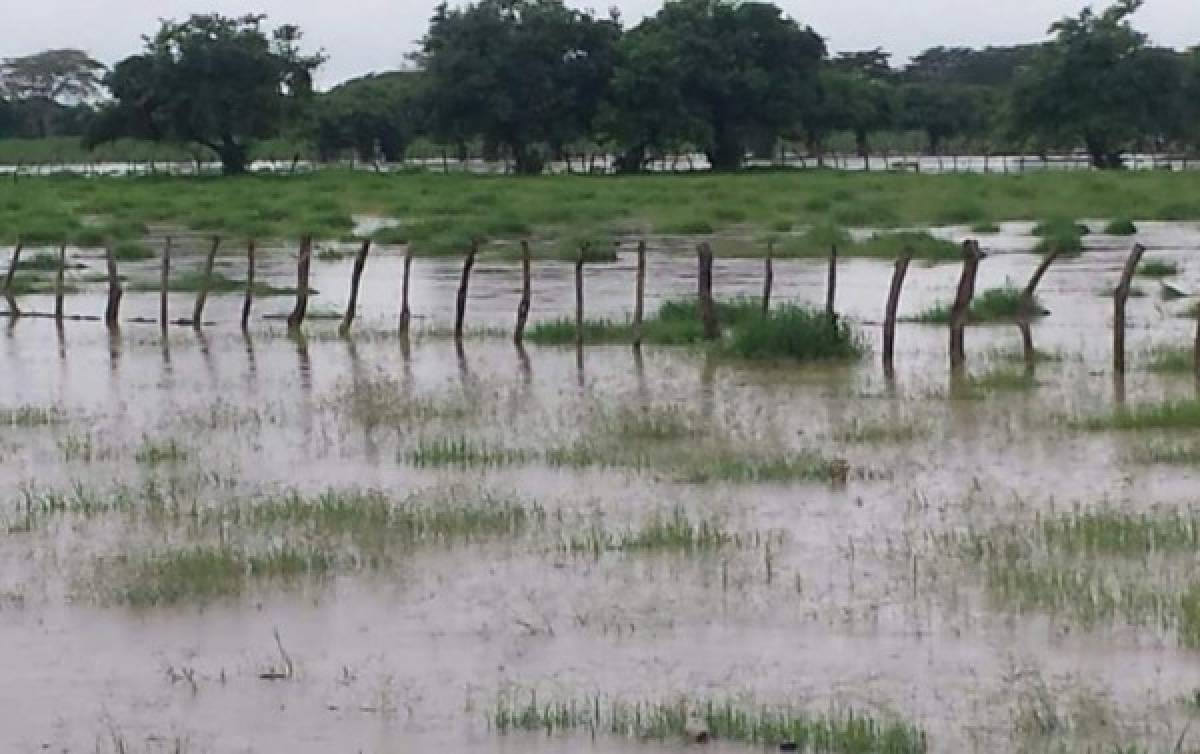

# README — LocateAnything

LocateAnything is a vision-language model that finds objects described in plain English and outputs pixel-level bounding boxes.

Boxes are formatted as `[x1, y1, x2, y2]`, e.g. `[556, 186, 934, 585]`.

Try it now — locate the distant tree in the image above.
[609, 0, 824, 171]
[87, 14, 323, 175]
[825, 69, 896, 157]
[311, 71, 426, 162]
[417, 0, 620, 175]
[899, 83, 990, 155]
[0, 49, 105, 136]
[1010, 0, 1170, 168]
[832, 48, 893, 79]
[906, 45, 1039, 88]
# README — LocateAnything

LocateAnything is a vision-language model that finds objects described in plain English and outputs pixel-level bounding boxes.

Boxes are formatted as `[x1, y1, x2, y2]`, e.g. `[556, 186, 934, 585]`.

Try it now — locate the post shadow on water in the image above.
[515, 341, 532, 389]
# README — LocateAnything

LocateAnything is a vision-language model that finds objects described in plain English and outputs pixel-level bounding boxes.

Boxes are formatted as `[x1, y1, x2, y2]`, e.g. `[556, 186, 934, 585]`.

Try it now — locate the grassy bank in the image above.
[1, 169, 1198, 256]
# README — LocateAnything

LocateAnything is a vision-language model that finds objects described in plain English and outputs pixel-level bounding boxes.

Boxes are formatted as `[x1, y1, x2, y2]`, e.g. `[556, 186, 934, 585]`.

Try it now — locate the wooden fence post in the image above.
[287, 235, 313, 332]
[632, 240, 646, 348]
[697, 242, 719, 340]
[949, 240, 984, 371]
[826, 244, 838, 323]
[883, 250, 913, 376]
[514, 239, 532, 345]
[192, 236, 220, 328]
[339, 239, 371, 337]
[53, 243, 66, 322]
[454, 238, 477, 341]
[104, 245, 122, 330]
[1113, 243, 1146, 374]
[762, 239, 774, 316]
[399, 245, 413, 335]
[1016, 248, 1060, 363]
[241, 239, 255, 331]
[575, 242, 587, 348]
[2, 241, 22, 317]
[160, 238, 171, 330]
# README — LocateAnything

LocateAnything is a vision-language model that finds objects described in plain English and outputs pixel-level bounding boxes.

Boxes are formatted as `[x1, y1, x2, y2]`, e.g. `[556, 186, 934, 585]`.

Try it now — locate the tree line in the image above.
[1, 0, 1198, 174]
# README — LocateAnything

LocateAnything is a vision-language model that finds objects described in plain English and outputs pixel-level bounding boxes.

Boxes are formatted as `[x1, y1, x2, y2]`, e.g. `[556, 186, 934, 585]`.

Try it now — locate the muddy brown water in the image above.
[3, 223, 1200, 752]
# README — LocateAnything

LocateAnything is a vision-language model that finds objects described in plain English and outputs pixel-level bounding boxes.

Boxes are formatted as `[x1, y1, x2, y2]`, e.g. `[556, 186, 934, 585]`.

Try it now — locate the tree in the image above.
[88, 14, 323, 175]
[0, 49, 105, 136]
[609, 0, 824, 171]
[417, 0, 620, 175]
[311, 71, 427, 162]
[1010, 0, 1168, 168]
[899, 83, 990, 155]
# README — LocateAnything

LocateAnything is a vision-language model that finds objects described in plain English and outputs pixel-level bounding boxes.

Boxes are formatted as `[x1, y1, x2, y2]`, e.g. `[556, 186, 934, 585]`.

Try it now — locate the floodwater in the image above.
[3, 223, 1200, 753]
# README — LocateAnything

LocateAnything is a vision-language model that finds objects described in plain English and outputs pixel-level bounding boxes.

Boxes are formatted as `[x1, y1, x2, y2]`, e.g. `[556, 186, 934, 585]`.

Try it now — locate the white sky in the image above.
[6, 0, 1199, 88]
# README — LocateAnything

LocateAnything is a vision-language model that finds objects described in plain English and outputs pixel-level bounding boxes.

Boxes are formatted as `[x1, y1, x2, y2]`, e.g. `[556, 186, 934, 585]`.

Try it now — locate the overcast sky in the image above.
[7, 0, 1200, 88]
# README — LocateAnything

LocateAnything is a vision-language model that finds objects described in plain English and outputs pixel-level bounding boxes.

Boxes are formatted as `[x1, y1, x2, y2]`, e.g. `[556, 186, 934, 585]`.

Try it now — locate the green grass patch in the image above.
[0, 405, 64, 426]
[1079, 400, 1200, 430]
[725, 305, 865, 362]
[1104, 218, 1138, 235]
[490, 691, 927, 753]
[129, 270, 304, 296]
[1137, 260, 1178, 277]
[112, 241, 154, 261]
[15, 252, 61, 271]
[1144, 346, 1192, 374]
[970, 221, 1001, 233]
[909, 285, 1041, 324]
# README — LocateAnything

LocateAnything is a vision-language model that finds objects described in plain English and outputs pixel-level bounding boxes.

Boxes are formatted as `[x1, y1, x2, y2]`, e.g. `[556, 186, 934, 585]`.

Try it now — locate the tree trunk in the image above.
[883, 251, 913, 377]
[339, 239, 371, 337]
[1113, 244, 1146, 374]
[514, 240, 532, 345]
[949, 240, 984, 372]
[287, 236, 313, 332]
[192, 236, 220, 329]
[454, 240, 477, 341]
[632, 240, 646, 348]
[160, 238, 171, 330]
[696, 242, 720, 340]
[104, 245, 123, 330]
[3, 242, 22, 317]
[241, 240, 255, 331]
[399, 245, 413, 335]
[219, 139, 249, 176]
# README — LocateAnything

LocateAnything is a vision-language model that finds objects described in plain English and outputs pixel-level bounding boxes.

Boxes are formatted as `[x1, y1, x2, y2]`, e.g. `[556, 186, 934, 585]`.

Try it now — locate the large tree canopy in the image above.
[610, 0, 824, 171]
[310, 71, 427, 163]
[1010, 0, 1177, 168]
[418, 0, 620, 175]
[87, 14, 323, 174]
[0, 49, 106, 137]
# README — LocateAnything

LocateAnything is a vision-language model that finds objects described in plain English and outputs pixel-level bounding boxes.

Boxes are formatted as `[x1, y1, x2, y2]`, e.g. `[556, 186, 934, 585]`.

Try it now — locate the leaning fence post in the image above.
[192, 236, 220, 329]
[241, 239, 255, 330]
[339, 239, 371, 337]
[1113, 243, 1146, 374]
[104, 245, 123, 330]
[1016, 248, 1060, 364]
[454, 238, 478, 341]
[399, 244, 413, 335]
[883, 250, 913, 376]
[160, 237, 171, 330]
[287, 235, 313, 333]
[632, 240, 646, 348]
[762, 239, 774, 316]
[514, 239, 532, 345]
[949, 240, 984, 371]
[697, 242, 720, 341]
[2, 240, 22, 317]
[575, 242, 587, 348]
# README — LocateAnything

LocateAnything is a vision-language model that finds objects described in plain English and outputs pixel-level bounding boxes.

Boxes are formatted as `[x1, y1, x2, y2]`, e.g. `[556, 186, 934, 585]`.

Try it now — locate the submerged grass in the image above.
[129, 270, 302, 296]
[1079, 400, 1200, 430]
[909, 285, 1042, 324]
[1144, 346, 1193, 373]
[0, 404, 64, 426]
[565, 507, 744, 556]
[951, 507, 1200, 648]
[1137, 260, 1178, 277]
[490, 691, 927, 753]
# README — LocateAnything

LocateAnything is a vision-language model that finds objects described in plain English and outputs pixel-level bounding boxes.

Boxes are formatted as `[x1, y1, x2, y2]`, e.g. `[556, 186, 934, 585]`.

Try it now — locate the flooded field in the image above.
[4, 221, 1200, 753]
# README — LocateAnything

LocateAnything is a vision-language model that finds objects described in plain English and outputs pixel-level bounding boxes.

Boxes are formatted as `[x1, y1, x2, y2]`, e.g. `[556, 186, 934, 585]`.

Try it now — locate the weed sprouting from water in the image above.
[725, 306, 865, 362]
[1143, 347, 1192, 374]
[133, 436, 189, 466]
[406, 437, 533, 467]
[565, 507, 748, 555]
[1079, 400, 1200, 430]
[909, 286, 1042, 325]
[0, 405, 64, 426]
[489, 691, 927, 752]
